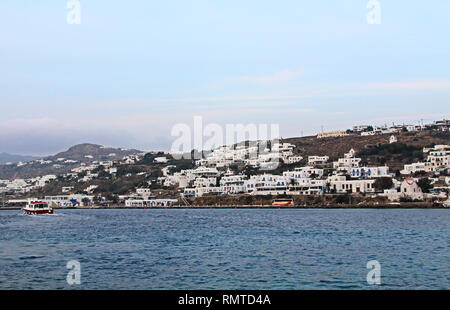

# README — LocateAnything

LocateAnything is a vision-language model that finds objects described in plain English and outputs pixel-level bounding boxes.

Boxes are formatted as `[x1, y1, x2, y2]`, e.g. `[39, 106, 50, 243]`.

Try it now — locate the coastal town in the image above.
[1, 119, 449, 209]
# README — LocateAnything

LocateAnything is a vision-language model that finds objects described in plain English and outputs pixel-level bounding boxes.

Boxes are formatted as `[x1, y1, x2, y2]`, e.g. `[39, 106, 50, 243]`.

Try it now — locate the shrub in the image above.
[335, 194, 350, 204]
[374, 177, 393, 192]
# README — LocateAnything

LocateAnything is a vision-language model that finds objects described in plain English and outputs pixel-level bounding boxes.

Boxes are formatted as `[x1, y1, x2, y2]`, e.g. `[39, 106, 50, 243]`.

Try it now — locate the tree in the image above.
[105, 194, 119, 204]
[81, 198, 91, 206]
[374, 177, 393, 192]
[310, 173, 319, 179]
[417, 178, 432, 193]
[325, 182, 331, 193]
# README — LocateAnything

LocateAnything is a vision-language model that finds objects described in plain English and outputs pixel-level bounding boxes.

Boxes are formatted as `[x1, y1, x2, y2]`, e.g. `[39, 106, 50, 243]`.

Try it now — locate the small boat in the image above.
[272, 198, 294, 206]
[432, 200, 443, 207]
[23, 200, 54, 215]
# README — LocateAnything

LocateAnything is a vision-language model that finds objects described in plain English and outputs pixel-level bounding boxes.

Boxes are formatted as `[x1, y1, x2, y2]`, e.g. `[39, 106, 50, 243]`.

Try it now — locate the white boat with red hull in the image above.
[23, 201, 54, 215]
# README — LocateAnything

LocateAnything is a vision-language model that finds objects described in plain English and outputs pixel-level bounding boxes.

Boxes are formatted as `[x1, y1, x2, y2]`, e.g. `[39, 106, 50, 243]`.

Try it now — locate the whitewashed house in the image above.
[401, 162, 426, 175]
[327, 175, 375, 194]
[333, 149, 362, 172]
[308, 156, 329, 166]
[286, 156, 303, 164]
[349, 166, 391, 178]
[220, 175, 247, 195]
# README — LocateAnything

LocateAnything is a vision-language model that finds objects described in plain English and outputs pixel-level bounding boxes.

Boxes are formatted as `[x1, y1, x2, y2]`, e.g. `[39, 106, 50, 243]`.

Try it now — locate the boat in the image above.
[272, 198, 294, 206]
[432, 200, 443, 207]
[443, 199, 450, 208]
[23, 200, 54, 215]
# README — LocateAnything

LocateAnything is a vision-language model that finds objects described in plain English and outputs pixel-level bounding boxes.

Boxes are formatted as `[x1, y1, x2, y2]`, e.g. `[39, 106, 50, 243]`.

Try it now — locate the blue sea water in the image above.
[0, 209, 448, 290]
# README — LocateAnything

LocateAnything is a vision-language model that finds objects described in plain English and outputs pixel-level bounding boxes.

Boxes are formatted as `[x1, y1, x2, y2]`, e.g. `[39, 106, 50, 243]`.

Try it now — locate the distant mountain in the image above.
[47, 143, 142, 162]
[0, 152, 41, 164]
[0, 143, 142, 179]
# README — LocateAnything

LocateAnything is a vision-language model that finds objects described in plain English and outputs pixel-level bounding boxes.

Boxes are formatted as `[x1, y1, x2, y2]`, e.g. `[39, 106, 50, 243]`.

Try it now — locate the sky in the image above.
[0, 0, 449, 155]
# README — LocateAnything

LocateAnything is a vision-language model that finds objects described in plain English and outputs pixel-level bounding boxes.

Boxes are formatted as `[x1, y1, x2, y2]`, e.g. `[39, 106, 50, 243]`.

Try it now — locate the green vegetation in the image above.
[358, 143, 423, 163]
[374, 177, 394, 192]
[417, 178, 432, 193]
[138, 152, 166, 165]
[93, 177, 145, 195]
[116, 165, 147, 177]
[168, 159, 195, 173]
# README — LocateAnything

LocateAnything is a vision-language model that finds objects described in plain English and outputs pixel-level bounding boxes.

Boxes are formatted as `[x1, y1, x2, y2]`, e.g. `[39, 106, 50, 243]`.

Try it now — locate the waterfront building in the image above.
[125, 198, 178, 207]
[327, 175, 376, 194]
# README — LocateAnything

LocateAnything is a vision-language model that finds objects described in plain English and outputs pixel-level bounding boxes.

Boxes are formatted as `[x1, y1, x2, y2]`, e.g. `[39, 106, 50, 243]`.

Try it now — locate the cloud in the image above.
[360, 80, 450, 90]
[237, 70, 303, 85]
[1, 77, 448, 155]
[204, 69, 303, 91]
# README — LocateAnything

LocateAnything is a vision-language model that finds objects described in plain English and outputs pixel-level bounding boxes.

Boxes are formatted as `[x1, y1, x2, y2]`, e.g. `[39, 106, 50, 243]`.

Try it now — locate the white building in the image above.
[286, 156, 303, 164]
[183, 186, 220, 198]
[389, 135, 397, 144]
[194, 177, 217, 188]
[62, 186, 73, 193]
[308, 155, 329, 166]
[125, 198, 178, 207]
[353, 125, 371, 132]
[401, 162, 426, 175]
[283, 166, 324, 179]
[425, 145, 450, 172]
[154, 157, 168, 163]
[288, 178, 325, 195]
[245, 174, 291, 196]
[333, 149, 362, 172]
[349, 166, 391, 178]
[45, 194, 94, 207]
[136, 188, 152, 199]
[361, 131, 378, 136]
[220, 175, 246, 195]
[327, 175, 375, 194]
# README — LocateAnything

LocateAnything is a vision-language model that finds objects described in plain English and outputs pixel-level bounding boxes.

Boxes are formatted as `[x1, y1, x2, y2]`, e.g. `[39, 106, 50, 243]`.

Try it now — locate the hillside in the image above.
[1, 131, 449, 183]
[284, 130, 450, 171]
[0, 143, 142, 179]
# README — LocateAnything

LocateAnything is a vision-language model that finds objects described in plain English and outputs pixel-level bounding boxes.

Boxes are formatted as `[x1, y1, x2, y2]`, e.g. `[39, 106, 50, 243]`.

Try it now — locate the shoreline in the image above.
[1, 203, 448, 210]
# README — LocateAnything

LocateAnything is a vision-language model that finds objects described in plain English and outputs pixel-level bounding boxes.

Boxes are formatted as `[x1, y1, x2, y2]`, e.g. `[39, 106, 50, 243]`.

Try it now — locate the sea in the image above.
[0, 209, 448, 289]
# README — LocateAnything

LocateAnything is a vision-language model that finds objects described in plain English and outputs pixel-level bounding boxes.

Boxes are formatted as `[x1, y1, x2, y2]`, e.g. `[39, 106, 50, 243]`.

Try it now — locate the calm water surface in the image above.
[0, 209, 448, 289]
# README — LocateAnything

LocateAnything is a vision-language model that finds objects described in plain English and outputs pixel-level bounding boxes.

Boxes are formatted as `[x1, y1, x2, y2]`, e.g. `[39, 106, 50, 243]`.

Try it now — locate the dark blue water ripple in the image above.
[0, 209, 448, 289]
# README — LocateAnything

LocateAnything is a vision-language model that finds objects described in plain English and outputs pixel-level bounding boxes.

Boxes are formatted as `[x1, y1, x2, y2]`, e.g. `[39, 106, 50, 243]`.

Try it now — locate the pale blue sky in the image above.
[1, 1, 449, 155]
